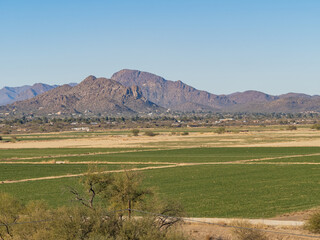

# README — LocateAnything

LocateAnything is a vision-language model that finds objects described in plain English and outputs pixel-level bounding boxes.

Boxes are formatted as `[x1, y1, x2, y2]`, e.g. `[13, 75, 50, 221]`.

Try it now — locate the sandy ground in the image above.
[183, 221, 320, 240]
[183, 207, 320, 239]
[1, 129, 320, 149]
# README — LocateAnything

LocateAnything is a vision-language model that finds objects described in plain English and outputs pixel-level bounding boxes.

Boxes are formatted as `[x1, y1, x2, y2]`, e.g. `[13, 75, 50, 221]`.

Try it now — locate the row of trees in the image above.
[2, 112, 320, 125]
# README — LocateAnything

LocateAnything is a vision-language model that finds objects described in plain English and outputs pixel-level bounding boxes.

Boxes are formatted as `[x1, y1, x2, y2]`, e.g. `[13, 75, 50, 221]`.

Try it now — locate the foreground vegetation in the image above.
[0, 169, 187, 240]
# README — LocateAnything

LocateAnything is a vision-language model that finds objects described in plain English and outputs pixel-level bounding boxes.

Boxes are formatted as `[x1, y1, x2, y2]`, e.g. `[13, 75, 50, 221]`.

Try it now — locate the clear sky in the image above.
[0, 0, 319, 95]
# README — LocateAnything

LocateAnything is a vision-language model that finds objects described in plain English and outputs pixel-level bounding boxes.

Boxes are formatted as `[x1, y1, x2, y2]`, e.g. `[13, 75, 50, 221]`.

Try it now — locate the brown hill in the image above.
[225, 94, 320, 113]
[2, 76, 161, 116]
[260, 95, 320, 113]
[227, 90, 278, 104]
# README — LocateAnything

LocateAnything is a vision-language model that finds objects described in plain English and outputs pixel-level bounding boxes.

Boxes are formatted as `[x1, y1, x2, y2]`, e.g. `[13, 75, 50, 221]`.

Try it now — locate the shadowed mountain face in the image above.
[1, 76, 161, 116]
[0, 83, 58, 106]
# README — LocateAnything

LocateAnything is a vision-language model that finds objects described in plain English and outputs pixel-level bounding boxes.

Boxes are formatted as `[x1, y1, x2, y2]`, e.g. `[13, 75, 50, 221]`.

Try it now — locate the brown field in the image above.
[1, 127, 320, 149]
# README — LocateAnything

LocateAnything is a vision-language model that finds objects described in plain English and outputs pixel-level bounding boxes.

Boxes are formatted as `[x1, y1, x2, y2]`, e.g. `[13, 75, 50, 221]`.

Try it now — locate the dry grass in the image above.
[1, 128, 320, 149]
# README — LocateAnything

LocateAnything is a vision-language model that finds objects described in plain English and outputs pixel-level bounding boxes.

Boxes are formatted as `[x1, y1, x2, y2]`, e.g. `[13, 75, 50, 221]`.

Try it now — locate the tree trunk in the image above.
[128, 200, 132, 219]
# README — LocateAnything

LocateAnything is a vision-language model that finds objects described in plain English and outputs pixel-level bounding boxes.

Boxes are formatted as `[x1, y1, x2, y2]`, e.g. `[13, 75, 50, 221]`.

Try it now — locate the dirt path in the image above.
[0, 161, 176, 165]
[0, 148, 170, 161]
[184, 217, 304, 226]
[238, 152, 320, 163]
[2, 156, 320, 184]
[0, 164, 181, 184]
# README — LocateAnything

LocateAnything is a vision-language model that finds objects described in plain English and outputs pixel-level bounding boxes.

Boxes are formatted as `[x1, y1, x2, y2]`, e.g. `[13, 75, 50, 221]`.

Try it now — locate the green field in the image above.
[1, 146, 320, 218]
[0, 164, 155, 181]
[2, 147, 320, 163]
[143, 164, 320, 218]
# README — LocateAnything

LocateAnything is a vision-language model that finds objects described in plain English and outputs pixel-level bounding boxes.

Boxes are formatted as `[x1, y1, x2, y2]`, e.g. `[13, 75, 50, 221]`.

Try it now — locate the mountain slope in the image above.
[1, 76, 161, 116]
[111, 69, 234, 111]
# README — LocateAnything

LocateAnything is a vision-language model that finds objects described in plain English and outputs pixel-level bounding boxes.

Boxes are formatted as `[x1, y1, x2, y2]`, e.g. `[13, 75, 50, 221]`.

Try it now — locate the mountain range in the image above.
[0, 69, 319, 116]
[0, 83, 77, 106]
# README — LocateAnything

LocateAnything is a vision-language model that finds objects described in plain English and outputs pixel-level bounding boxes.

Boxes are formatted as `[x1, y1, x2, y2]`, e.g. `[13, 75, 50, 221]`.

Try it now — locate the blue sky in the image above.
[0, 0, 319, 95]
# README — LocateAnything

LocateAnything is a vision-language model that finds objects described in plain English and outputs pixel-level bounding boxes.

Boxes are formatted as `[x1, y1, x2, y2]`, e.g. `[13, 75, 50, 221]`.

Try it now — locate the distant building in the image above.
[72, 127, 89, 132]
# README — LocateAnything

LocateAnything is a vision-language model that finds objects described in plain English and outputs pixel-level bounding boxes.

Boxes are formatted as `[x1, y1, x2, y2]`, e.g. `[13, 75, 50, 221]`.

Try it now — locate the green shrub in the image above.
[0, 136, 2, 141]
[215, 127, 226, 134]
[287, 125, 297, 130]
[311, 124, 320, 130]
[132, 129, 140, 136]
[305, 211, 320, 233]
[181, 131, 189, 136]
[144, 131, 158, 137]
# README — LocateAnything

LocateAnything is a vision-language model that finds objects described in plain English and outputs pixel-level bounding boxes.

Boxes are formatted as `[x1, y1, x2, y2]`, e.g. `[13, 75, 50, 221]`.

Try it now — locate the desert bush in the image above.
[305, 211, 320, 233]
[205, 236, 227, 240]
[181, 131, 189, 136]
[0, 136, 2, 141]
[144, 130, 158, 136]
[311, 124, 320, 130]
[287, 125, 297, 130]
[131, 129, 140, 136]
[11, 136, 17, 142]
[231, 221, 268, 240]
[215, 127, 226, 134]
[117, 217, 188, 240]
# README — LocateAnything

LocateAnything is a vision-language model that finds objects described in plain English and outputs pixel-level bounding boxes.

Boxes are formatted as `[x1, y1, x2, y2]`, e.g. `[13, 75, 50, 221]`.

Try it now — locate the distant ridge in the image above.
[0, 83, 77, 106]
[1, 69, 319, 115]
